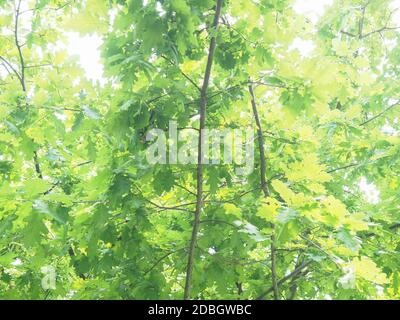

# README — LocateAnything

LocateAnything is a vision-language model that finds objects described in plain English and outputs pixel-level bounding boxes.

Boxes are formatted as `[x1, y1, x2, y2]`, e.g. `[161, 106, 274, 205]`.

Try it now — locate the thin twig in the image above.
[360, 99, 400, 126]
[161, 55, 202, 93]
[143, 247, 186, 276]
[0, 56, 23, 85]
[14, 0, 26, 92]
[256, 261, 312, 300]
[200, 219, 239, 229]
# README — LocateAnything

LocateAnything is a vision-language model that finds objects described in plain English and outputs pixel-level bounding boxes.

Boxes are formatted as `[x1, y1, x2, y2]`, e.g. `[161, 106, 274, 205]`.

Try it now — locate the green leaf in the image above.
[83, 105, 101, 120]
[23, 179, 52, 197]
[33, 200, 68, 224]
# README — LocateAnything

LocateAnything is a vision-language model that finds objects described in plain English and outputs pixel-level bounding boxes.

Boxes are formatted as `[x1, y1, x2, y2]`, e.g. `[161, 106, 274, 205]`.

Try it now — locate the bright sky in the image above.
[293, 0, 333, 24]
[392, 0, 400, 21]
[359, 178, 380, 204]
[65, 32, 104, 83]
[289, 0, 333, 56]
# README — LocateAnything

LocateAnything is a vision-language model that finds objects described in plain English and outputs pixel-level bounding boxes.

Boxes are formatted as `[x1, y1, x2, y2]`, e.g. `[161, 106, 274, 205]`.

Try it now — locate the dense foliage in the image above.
[1, 0, 400, 300]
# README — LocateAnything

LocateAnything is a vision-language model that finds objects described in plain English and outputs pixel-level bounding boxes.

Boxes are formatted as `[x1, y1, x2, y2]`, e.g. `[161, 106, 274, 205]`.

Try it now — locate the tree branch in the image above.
[249, 83, 279, 300]
[299, 235, 341, 269]
[0, 56, 23, 84]
[358, 3, 368, 39]
[360, 99, 400, 126]
[249, 84, 269, 197]
[200, 219, 239, 229]
[25, 63, 53, 69]
[288, 256, 305, 300]
[143, 197, 195, 212]
[14, 0, 26, 92]
[143, 247, 186, 277]
[340, 30, 357, 37]
[327, 162, 359, 173]
[11, 0, 45, 179]
[251, 81, 289, 89]
[256, 261, 312, 300]
[184, 0, 223, 300]
[362, 26, 400, 38]
[33, 151, 43, 179]
[175, 183, 197, 197]
[363, 222, 400, 238]
[161, 55, 202, 92]
[360, 7, 399, 39]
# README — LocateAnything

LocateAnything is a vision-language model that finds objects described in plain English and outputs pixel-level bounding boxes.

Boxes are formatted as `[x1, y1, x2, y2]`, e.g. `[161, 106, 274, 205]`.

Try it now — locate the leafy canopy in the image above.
[0, 0, 400, 300]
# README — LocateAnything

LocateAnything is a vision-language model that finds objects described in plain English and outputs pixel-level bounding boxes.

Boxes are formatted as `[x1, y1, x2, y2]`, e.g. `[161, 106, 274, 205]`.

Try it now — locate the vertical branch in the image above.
[33, 150, 43, 179]
[15, 0, 26, 92]
[287, 255, 304, 300]
[13, 0, 42, 178]
[236, 281, 243, 298]
[249, 84, 269, 197]
[183, 0, 224, 300]
[358, 1, 369, 39]
[248, 83, 279, 300]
